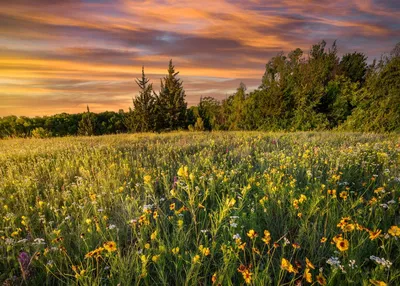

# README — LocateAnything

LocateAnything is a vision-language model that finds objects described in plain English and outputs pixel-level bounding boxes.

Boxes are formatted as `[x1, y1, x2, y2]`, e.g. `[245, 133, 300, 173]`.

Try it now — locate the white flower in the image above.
[370, 256, 392, 269]
[47, 260, 54, 266]
[233, 233, 241, 240]
[33, 238, 46, 245]
[17, 239, 28, 244]
[283, 237, 290, 246]
[5, 238, 15, 245]
[107, 224, 116, 230]
[348, 260, 357, 269]
[230, 222, 238, 228]
[387, 200, 396, 204]
[326, 257, 341, 268]
[143, 204, 153, 212]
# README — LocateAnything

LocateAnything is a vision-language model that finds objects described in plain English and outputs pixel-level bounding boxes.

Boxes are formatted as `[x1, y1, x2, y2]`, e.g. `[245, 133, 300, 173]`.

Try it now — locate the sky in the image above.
[0, 0, 399, 116]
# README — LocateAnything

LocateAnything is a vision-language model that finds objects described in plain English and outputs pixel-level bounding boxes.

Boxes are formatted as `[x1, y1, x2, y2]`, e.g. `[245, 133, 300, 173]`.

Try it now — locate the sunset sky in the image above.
[1, 0, 399, 116]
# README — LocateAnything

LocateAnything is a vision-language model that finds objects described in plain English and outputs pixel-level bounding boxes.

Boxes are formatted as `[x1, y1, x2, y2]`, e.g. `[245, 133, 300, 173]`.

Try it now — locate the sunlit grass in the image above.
[0, 132, 399, 285]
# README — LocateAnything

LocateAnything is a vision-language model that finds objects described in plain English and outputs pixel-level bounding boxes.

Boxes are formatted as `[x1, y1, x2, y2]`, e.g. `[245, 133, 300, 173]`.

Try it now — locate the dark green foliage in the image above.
[341, 49, 400, 132]
[78, 106, 95, 136]
[339, 52, 368, 84]
[1, 42, 399, 138]
[128, 67, 156, 132]
[154, 60, 187, 131]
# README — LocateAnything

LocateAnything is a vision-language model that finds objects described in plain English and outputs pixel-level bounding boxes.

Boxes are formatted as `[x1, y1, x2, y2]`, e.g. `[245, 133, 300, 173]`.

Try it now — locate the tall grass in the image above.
[0, 132, 399, 285]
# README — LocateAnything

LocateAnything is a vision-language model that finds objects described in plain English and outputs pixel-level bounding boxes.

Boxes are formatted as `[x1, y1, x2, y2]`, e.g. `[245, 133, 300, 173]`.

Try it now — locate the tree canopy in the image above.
[1, 41, 399, 138]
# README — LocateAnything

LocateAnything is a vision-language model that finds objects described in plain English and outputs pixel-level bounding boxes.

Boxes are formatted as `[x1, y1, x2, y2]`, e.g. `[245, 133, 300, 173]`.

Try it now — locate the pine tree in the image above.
[132, 66, 155, 132]
[154, 60, 187, 131]
[78, 105, 95, 136]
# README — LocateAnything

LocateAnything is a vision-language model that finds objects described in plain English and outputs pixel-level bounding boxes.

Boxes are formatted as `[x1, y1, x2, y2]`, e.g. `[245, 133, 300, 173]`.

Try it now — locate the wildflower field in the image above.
[1, 132, 399, 285]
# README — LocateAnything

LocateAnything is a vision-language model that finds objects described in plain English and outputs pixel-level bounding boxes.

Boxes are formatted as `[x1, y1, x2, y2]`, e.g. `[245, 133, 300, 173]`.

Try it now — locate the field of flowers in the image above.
[0, 132, 399, 285]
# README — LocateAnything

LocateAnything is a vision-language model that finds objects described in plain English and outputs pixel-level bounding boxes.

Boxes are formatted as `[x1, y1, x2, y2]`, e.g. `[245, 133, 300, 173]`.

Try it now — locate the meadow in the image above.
[0, 132, 399, 285]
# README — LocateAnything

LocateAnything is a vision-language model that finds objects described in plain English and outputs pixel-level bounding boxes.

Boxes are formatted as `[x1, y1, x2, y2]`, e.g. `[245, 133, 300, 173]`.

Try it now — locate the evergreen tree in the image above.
[154, 60, 187, 131]
[132, 66, 156, 132]
[339, 52, 368, 84]
[78, 105, 95, 136]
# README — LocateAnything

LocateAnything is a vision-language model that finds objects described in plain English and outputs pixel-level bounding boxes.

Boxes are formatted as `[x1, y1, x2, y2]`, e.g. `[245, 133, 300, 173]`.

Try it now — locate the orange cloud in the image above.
[0, 0, 398, 116]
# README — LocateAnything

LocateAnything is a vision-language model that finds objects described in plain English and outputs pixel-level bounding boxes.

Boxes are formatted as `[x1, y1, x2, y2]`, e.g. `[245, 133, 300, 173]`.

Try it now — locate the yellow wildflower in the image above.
[247, 229, 257, 239]
[316, 273, 326, 285]
[262, 230, 271, 244]
[193, 254, 201, 263]
[304, 267, 312, 283]
[306, 257, 315, 269]
[369, 229, 382, 240]
[281, 258, 298, 274]
[152, 255, 160, 263]
[103, 241, 117, 252]
[388, 225, 400, 236]
[172, 247, 179, 255]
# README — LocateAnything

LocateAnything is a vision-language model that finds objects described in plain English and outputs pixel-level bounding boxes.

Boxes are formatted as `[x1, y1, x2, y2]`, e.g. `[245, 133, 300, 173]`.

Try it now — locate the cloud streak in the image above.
[0, 0, 399, 116]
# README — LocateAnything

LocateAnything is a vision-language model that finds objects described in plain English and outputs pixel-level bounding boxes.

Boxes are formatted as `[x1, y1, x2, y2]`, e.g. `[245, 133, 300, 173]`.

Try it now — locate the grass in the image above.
[0, 132, 399, 285]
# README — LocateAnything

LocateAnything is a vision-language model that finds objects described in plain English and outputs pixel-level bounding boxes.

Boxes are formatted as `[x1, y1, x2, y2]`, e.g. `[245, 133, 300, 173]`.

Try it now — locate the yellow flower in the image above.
[103, 241, 117, 252]
[238, 242, 246, 250]
[247, 229, 257, 239]
[227, 198, 236, 208]
[202, 247, 210, 256]
[292, 242, 300, 249]
[304, 268, 312, 283]
[328, 189, 337, 198]
[85, 219, 92, 224]
[192, 254, 201, 263]
[211, 272, 217, 284]
[140, 254, 148, 264]
[11, 230, 19, 237]
[151, 230, 157, 240]
[143, 175, 152, 184]
[242, 270, 253, 284]
[369, 279, 387, 286]
[153, 211, 158, 219]
[262, 230, 271, 244]
[299, 194, 307, 203]
[306, 258, 315, 269]
[320, 237, 327, 243]
[252, 247, 260, 255]
[281, 258, 298, 274]
[172, 247, 179, 255]
[85, 247, 104, 258]
[369, 229, 382, 240]
[335, 238, 349, 252]
[339, 191, 348, 200]
[316, 273, 326, 285]
[145, 243, 150, 249]
[169, 203, 175, 211]
[177, 219, 184, 228]
[342, 224, 355, 232]
[177, 166, 188, 177]
[388, 225, 400, 236]
[152, 255, 160, 263]
[53, 229, 61, 236]
[199, 245, 210, 256]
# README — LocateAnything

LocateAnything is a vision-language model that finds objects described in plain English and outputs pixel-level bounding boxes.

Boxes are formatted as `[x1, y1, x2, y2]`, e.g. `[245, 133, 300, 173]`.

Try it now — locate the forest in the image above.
[1, 40, 399, 138]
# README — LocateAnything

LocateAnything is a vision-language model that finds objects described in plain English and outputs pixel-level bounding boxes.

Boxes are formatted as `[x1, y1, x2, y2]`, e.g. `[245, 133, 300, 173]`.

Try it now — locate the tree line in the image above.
[1, 40, 399, 138]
